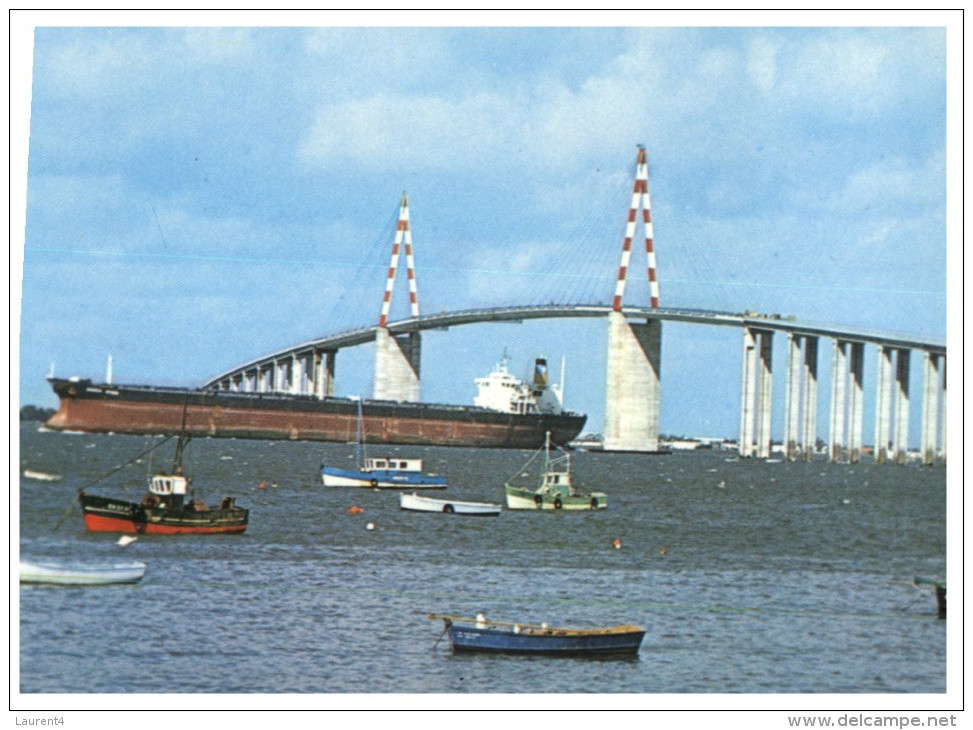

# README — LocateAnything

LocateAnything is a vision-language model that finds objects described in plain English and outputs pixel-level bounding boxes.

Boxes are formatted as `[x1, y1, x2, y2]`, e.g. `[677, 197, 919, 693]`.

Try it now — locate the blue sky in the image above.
[13, 13, 956, 443]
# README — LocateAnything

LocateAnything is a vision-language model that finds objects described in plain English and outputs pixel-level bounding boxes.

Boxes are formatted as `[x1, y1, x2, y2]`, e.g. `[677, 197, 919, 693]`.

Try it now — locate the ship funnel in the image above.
[533, 358, 549, 390]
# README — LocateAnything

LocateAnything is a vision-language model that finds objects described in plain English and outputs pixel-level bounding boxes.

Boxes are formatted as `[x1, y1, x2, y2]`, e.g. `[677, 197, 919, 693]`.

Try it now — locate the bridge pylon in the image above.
[603, 147, 663, 453]
[373, 194, 422, 402]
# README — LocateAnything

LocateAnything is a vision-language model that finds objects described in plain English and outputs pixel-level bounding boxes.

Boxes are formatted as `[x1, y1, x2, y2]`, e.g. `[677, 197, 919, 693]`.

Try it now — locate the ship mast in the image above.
[172, 400, 191, 476]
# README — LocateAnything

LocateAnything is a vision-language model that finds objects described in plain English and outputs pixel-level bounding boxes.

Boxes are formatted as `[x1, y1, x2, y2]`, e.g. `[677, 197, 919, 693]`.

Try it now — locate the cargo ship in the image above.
[44, 356, 586, 449]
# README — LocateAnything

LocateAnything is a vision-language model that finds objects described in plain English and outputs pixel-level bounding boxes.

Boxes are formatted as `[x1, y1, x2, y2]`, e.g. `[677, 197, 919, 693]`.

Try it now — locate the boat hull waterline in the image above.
[504, 485, 607, 510]
[400, 492, 501, 515]
[320, 467, 448, 490]
[20, 559, 146, 585]
[79, 493, 249, 535]
[431, 615, 644, 656]
[46, 378, 586, 449]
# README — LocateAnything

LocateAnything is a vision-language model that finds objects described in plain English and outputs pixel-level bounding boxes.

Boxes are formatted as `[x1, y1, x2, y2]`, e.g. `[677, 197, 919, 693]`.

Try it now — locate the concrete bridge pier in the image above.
[828, 340, 848, 463]
[941, 359, 947, 466]
[847, 342, 864, 463]
[800, 336, 819, 461]
[893, 348, 911, 465]
[373, 328, 421, 402]
[921, 351, 943, 466]
[738, 329, 757, 458]
[738, 328, 773, 458]
[603, 311, 661, 452]
[874, 346, 893, 463]
[783, 334, 802, 459]
[313, 350, 336, 399]
[290, 354, 305, 394]
[827, 340, 865, 463]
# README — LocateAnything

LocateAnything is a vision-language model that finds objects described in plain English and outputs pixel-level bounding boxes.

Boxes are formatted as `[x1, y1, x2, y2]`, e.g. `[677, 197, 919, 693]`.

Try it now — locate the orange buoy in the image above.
[347, 505, 363, 514]
[612, 539, 622, 550]
[258, 480, 266, 490]
[660, 547, 668, 556]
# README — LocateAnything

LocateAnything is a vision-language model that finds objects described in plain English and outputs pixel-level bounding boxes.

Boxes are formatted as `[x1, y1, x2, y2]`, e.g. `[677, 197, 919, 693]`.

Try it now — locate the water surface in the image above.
[18, 425, 946, 694]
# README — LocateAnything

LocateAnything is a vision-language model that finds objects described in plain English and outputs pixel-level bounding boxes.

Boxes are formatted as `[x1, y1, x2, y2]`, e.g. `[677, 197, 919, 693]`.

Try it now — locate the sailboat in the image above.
[78, 407, 249, 534]
[504, 432, 607, 510]
[319, 399, 448, 489]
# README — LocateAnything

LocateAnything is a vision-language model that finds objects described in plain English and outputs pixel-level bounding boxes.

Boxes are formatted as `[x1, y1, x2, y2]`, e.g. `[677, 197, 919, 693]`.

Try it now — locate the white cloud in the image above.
[773, 29, 944, 121]
[300, 92, 521, 169]
[180, 28, 256, 63]
[827, 149, 946, 213]
[747, 36, 778, 92]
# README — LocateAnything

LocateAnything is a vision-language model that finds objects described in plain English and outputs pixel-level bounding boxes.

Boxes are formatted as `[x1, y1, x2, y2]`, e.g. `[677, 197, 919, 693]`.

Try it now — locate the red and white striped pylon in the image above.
[612, 146, 659, 311]
[378, 193, 420, 328]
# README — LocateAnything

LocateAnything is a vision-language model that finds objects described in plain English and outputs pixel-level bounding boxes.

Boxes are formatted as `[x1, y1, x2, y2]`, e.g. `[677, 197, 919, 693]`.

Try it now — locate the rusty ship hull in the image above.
[46, 378, 586, 449]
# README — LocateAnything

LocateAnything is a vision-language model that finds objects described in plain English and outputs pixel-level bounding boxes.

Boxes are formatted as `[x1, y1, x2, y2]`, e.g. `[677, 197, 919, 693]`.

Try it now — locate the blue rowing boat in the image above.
[430, 614, 644, 657]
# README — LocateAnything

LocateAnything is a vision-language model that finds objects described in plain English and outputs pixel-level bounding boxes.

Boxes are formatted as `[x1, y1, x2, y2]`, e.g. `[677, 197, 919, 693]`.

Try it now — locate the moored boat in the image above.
[78, 410, 249, 535]
[23, 469, 62, 482]
[430, 614, 644, 656]
[322, 456, 448, 489]
[20, 559, 146, 585]
[504, 433, 607, 510]
[320, 400, 448, 489]
[400, 492, 501, 515]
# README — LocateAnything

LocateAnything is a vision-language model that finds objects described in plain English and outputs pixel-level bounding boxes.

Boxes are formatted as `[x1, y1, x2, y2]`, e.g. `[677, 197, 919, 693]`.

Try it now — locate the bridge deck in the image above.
[202, 304, 946, 388]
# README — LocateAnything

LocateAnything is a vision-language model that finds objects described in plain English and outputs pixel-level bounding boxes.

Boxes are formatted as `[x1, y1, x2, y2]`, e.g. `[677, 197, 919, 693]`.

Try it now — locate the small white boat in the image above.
[23, 469, 62, 482]
[399, 492, 501, 516]
[20, 559, 146, 585]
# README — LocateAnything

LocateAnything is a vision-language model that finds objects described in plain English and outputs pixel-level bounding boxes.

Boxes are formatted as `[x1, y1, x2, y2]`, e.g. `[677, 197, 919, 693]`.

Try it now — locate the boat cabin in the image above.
[364, 457, 423, 473]
[149, 474, 189, 497]
[541, 452, 575, 494]
[544, 471, 572, 488]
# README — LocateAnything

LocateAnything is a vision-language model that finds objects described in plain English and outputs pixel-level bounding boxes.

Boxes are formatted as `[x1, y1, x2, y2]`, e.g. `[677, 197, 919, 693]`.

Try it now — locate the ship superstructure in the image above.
[474, 355, 564, 416]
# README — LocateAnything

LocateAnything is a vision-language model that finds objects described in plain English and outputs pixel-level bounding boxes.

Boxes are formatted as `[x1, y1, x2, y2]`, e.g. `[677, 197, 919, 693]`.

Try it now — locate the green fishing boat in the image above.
[504, 433, 606, 511]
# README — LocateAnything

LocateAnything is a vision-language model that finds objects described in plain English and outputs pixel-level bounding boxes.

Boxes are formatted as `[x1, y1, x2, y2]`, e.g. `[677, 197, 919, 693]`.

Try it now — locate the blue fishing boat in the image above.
[430, 614, 644, 657]
[320, 399, 448, 489]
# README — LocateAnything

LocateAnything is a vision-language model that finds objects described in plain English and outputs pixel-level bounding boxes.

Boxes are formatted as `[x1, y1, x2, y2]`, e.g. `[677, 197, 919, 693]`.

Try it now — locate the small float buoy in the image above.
[117, 535, 138, 547]
[660, 547, 668, 556]
[258, 480, 266, 490]
[612, 538, 622, 550]
[347, 505, 363, 514]
[366, 522, 375, 531]
[271, 482, 278, 489]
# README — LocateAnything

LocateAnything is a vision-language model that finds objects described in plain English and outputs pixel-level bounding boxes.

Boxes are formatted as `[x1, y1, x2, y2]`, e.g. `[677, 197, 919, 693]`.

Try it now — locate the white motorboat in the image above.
[399, 492, 501, 516]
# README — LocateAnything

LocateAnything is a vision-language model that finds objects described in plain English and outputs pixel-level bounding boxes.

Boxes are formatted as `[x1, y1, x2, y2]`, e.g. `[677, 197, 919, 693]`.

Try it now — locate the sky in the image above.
[12, 11, 957, 445]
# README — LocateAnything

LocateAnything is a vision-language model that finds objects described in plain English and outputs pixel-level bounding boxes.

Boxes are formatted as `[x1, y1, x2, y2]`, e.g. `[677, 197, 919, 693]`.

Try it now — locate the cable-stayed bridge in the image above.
[204, 149, 947, 466]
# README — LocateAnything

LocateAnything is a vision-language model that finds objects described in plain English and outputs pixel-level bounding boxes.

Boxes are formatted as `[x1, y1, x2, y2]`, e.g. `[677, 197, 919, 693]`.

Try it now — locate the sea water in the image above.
[17, 424, 946, 694]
